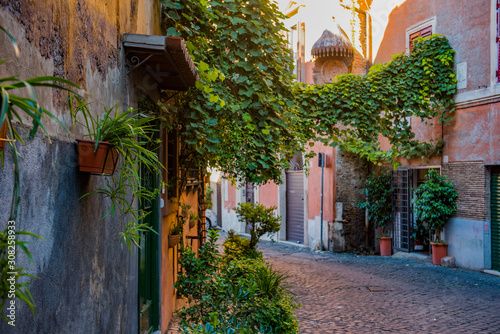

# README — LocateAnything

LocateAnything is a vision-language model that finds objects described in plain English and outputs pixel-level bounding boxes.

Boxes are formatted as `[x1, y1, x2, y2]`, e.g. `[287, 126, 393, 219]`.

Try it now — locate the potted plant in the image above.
[355, 172, 393, 256]
[412, 169, 458, 265]
[71, 99, 158, 176]
[70, 97, 164, 251]
[169, 218, 183, 248]
[412, 220, 428, 251]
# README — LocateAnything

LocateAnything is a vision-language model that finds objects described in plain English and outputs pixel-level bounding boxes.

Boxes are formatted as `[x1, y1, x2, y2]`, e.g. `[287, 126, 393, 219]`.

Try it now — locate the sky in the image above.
[276, 0, 407, 62]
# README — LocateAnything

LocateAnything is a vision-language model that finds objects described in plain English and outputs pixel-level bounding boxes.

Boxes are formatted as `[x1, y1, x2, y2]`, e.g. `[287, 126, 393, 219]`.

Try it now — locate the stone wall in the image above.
[335, 149, 370, 252]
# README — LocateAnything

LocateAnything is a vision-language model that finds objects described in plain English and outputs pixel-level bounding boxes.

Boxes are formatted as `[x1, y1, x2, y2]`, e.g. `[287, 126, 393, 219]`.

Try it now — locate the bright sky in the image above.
[275, 0, 406, 61]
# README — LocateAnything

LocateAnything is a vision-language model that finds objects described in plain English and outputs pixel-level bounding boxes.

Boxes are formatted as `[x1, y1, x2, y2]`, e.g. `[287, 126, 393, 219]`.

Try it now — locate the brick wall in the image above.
[442, 162, 487, 221]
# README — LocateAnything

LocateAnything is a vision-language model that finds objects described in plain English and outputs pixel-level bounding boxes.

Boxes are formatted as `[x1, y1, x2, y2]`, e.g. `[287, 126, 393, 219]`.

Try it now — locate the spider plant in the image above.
[70, 97, 165, 251]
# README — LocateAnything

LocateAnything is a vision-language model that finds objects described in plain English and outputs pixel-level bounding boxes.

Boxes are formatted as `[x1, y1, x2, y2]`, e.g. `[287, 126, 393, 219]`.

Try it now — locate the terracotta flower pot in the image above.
[76, 139, 120, 175]
[379, 237, 392, 256]
[189, 219, 196, 229]
[414, 240, 424, 251]
[431, 242, 448, 265]
[168, 234, 181, 248]
[0, 121, 8, 151]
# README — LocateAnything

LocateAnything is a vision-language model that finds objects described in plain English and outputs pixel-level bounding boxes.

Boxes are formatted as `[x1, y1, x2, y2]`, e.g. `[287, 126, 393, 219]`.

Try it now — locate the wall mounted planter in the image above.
[168, 234, 181, 248]
[189, 219, 197, 229]
[379, 236, 392, 256]
[0, 121, 8, 151]
[76, 139, 120, 175]
[431, 242, 448, 265]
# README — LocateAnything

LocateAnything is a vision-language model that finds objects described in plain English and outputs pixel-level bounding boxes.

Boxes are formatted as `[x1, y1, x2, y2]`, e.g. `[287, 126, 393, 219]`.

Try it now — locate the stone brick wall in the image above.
[442, 162, 487, 221]
[335, 149, 370, 251]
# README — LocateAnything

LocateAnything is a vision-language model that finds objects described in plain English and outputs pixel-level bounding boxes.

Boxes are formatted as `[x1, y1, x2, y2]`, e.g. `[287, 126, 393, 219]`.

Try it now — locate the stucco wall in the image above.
[375, 0, 490, 94]
[0, 1, 163, 332]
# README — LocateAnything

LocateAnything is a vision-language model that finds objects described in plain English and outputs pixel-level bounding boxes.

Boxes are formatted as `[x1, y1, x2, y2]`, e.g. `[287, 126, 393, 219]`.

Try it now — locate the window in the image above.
[409, 26, 432, 51]
[406, 17, 436, 54]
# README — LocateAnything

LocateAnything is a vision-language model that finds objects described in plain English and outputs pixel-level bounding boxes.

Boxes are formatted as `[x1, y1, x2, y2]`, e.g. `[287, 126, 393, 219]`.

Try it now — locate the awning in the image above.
[123, 34, 199, 91]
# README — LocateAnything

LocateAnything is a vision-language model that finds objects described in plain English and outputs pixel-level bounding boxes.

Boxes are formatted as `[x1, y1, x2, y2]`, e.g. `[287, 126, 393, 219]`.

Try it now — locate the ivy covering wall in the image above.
[161, 0, 457, 185]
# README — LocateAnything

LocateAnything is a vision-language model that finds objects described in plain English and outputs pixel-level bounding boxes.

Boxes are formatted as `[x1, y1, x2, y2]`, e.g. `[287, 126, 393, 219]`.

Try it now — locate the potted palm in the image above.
[412, 169, 458, 265]
[355, 172, 393, 256]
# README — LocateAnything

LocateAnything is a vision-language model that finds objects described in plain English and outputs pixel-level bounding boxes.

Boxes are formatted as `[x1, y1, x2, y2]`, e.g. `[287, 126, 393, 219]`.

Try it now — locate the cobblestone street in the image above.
[259, 241, 500, 334]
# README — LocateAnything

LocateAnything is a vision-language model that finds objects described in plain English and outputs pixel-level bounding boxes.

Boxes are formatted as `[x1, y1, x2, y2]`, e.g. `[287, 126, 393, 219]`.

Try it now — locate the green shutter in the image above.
[492, 172, 500, 270]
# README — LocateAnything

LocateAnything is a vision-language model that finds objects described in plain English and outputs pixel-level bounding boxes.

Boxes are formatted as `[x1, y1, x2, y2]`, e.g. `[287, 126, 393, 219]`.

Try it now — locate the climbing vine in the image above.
[162, 0, 304, 185]
[161, 0, 457, 184]
[294, 34, 456, 164]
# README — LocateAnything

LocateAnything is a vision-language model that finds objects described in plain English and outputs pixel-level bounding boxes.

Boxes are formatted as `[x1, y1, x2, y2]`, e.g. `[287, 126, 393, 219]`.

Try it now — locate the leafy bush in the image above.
[412, 169, 458, 242]
[355, 172, 393, 236]
[176, 230, 299, 333]
[234, 202, 281, 250]
[222, 230, 262, 261]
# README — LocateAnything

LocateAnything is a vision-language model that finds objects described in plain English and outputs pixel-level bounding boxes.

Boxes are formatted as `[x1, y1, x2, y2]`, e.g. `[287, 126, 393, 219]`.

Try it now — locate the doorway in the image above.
[286, 170, 305, 243]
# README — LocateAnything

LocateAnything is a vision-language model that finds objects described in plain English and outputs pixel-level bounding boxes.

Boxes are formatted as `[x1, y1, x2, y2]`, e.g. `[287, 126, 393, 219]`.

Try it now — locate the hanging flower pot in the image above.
[431, 242, 448, 265]
[76, 139, 120, 175]
[168, 234, 181, 248]
[0, 121, 8, 151]
[189, 219, 197, 229]
[379, 237, 392, 256]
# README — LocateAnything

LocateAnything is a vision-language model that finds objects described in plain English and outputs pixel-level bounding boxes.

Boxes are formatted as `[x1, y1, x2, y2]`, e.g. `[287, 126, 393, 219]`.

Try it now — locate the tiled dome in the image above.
[312, 27, 354, 58]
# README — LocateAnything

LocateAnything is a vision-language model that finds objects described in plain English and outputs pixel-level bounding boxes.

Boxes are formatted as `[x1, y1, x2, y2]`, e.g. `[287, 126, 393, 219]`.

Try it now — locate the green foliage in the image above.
[355, 172, 393, 235]
[162, 0, 305, 185]
[223, 230, 262, 261]
[205, 185, 213, 210]
[294, 34, 456, 166]
[161, 0, 456, 184]
[70, 99, 162, 251]
[176, 230, 299, 333]
[412, 169, 458, 242]
[0, 228, 42, 322]
[234, 202, 281, 250]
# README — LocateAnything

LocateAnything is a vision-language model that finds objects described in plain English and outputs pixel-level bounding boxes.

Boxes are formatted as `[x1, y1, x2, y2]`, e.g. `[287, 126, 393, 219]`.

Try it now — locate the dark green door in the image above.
[492, 171, 500, 270]
[138, 128, 160, 333]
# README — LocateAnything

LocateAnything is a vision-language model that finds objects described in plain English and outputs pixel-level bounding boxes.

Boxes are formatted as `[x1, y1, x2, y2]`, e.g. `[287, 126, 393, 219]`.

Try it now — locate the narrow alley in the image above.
[259, 241, 500, 333]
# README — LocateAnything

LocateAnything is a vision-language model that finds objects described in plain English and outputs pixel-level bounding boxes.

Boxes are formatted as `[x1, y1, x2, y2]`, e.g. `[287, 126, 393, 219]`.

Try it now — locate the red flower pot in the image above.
[431, 242, 448, 265]
[380, 237, 392, 256]
[76, 139, 120, 175]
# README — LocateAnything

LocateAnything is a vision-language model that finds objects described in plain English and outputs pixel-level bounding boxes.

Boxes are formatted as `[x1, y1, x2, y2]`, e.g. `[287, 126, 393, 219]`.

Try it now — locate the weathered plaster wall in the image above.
[375, 0, 490, 94]
[0, 0, 163, 332]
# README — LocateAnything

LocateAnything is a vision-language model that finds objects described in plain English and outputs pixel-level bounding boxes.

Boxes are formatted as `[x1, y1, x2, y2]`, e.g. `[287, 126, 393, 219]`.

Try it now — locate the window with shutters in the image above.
[406, 17, 436, 54]
[409, 26, 432, 51]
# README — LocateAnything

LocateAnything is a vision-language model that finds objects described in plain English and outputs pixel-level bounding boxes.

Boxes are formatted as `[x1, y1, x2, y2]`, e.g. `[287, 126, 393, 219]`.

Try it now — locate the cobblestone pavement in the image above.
[258, 240, 500, 334]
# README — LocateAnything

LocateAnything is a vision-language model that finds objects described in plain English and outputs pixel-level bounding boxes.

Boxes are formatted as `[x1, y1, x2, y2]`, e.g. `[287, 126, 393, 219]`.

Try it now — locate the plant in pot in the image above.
[412, 219, 428, 251]
[169, 218, 184, 248]
[70, 97, 164, 251]
[355, 172, 393, 256]
[412, 169, 458, 265]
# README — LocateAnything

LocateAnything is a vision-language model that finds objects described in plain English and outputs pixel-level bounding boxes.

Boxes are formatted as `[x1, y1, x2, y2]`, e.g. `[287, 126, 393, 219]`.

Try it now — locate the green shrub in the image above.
[234, 202, 281, 250]
[412, 169, 458, 242]
[222, 230, 262, 262]
[176, 230, 299, 333]
[355, 172, 393, 236]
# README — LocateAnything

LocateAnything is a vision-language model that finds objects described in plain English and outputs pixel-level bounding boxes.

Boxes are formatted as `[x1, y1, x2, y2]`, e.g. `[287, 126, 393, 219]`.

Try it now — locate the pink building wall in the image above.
[307, 142, 335, 222]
